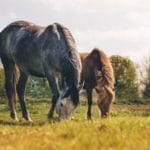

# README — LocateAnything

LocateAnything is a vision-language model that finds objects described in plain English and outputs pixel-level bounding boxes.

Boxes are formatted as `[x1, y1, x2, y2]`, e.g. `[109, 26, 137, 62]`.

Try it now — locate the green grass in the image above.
[0, 97, 150, 150]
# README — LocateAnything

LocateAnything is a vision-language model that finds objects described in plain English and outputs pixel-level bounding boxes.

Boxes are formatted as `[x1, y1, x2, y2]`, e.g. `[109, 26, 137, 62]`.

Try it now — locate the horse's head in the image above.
[56, 95, 75, 119]
[56, 82, 84, 119]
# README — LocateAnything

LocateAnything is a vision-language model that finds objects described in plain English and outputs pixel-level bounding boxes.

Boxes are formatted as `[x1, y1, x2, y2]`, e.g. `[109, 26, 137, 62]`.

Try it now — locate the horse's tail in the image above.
[13, 65, 20, 108]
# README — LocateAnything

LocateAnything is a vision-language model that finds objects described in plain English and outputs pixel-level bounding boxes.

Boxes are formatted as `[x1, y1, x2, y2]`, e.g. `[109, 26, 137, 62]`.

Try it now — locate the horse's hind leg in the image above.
[86, 88, 93, 120]
[16, 71, 32, 121]
[1, 59, 18, 121]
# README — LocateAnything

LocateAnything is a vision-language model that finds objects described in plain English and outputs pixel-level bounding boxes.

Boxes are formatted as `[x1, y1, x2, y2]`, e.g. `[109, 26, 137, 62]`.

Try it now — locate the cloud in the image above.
[74, 26, 150, 49]
[37, 0, 150, 17]
[0, 0, 150, 64]
[73, 26, 150, 63]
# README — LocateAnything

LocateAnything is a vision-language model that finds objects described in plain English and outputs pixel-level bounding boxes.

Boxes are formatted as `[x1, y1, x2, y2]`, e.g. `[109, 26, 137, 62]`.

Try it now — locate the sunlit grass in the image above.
[0, 97, 150, 150]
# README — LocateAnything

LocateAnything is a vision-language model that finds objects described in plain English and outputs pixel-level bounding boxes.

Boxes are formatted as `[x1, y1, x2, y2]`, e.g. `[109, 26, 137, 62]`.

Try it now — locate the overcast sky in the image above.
[0, 0, 150, 63]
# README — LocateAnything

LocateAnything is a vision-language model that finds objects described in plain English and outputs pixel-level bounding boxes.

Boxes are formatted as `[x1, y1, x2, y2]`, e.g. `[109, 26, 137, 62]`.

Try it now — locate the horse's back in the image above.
[2, 20, 44, 32]
[1, 21, 43, 44]
[0, 20, 44, 51]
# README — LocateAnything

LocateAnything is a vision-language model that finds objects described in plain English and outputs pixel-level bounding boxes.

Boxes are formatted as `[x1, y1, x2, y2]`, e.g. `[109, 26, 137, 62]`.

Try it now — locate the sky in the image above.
[0, 0, 150, 64]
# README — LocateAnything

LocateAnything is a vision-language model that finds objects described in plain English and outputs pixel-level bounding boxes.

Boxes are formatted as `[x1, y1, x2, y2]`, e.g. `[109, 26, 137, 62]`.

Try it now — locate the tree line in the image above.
[0, 55, 150, 103]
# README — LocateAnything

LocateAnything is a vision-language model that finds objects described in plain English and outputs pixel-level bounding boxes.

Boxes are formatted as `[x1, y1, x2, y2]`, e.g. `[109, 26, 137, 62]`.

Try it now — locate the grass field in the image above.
[0, 97, 150, 150]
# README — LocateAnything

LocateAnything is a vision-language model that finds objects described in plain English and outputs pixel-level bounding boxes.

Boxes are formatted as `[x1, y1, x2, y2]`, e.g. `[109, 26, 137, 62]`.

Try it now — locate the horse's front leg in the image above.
[86, 88, 93, 120]
[47, 73, 59, 119]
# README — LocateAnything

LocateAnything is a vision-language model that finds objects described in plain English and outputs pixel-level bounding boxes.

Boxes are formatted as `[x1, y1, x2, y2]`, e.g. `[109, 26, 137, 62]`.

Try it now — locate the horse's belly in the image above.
[28, 69, 46, 77]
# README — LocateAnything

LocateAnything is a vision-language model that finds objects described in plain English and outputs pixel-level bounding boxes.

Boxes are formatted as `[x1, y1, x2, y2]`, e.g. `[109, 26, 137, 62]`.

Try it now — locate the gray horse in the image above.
[0, 20, 82, 121]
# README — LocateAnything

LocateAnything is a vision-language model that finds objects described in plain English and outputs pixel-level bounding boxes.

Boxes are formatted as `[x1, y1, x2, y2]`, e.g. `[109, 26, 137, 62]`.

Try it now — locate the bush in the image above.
[26, 77, 52, 98]
[110, 55, 140, 102]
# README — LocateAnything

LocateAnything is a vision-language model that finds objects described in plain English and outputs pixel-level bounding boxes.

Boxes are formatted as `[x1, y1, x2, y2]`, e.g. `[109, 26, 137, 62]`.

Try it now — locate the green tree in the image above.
[141, 57, 150, 98]
[0, 67, 52, 99]
[110, 55, 140, 102]
[26, 77, 52, 98]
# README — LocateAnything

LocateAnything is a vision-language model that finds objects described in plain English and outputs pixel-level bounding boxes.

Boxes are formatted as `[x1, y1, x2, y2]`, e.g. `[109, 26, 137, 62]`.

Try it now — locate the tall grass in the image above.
[0, 98, 150, 150]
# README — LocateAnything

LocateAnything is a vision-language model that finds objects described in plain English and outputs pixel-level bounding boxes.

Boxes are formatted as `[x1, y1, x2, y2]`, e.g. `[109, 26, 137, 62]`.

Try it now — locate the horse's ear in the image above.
[43, 24, 60, 39]
[45, 25, 54, 33]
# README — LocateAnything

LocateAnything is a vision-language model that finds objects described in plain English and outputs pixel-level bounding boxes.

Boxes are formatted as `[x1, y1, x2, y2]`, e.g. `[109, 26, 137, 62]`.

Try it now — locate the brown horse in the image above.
[80, 48, 115, 119]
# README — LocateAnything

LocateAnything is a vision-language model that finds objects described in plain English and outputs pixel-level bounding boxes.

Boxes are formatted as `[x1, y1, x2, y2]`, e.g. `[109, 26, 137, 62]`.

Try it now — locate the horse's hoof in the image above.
[48, 116, 54, 121]
[23, 116, 33, 122]
[11, 112, 19, 121]
[11, 117, 19, 122]
[48, 113, 54, 120]
[101, 115, 108, 119]
[87, 116, 92, 120]
[27, 118, 33, 122]
[48, 117, 55, 124]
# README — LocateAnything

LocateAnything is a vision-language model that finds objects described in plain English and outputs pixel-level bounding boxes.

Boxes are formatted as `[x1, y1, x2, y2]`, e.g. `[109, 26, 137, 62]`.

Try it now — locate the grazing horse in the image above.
[0, 20, 82, 121]
[80, 48, 115, 119]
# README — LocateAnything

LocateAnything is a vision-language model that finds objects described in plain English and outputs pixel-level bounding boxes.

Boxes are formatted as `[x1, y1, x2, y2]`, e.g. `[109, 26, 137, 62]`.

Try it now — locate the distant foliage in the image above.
[110, 55, 140, 102]
[0, 68, 51, 98]
[0, 68, 6, 98]
[0, 55, 144, 102]
[26, 77, 52, 98]
[141, 57, 150, 98]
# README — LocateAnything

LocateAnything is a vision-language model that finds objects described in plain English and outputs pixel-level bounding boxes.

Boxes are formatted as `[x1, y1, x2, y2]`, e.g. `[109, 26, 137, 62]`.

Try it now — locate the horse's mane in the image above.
[54, 23, 81, 105]
[55, 23, 76, 50]
[91, 48, 115, 90]
[55, 23, 81, 81]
